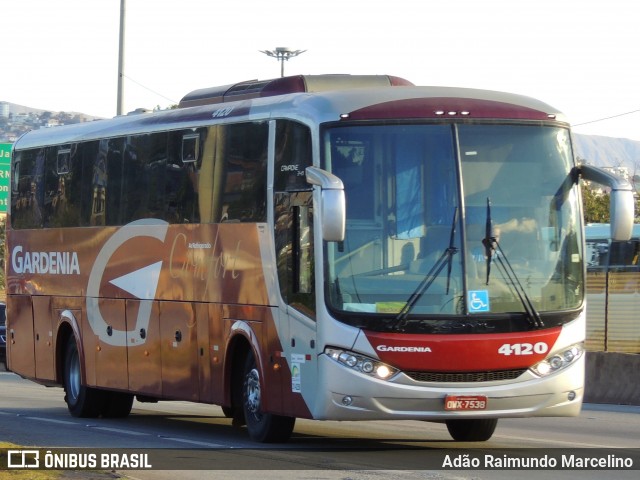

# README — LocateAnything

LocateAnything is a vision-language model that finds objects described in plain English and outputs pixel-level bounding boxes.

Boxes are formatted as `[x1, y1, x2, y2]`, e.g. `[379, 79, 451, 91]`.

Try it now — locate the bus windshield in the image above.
[323, 123, 583, 326]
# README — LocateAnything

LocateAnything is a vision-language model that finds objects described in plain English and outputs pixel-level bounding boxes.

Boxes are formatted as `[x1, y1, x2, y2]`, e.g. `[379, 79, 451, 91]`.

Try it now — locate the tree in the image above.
[581, 183, 610, 223]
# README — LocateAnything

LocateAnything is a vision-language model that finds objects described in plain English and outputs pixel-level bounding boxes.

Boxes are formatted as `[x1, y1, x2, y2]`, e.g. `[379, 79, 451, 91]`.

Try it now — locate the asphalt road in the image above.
[1, 366, 638, 480]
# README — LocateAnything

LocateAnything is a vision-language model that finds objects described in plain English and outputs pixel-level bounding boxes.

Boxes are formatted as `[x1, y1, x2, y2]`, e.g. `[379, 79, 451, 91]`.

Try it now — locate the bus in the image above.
[6, 74, 635, 443]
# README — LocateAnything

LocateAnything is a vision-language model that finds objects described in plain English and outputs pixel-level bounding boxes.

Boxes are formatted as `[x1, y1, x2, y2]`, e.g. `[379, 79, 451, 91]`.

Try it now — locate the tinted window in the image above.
[11, 148, 45, 229]
[219, 122, 268, 222]
[275, 120, 312, 192]
[11, 122, 269, 228]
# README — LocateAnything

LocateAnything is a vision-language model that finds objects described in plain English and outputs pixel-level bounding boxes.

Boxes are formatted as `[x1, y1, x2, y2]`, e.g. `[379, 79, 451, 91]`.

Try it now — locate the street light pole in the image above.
[259, 47, 306, 77]
[117, 0, 126, 116]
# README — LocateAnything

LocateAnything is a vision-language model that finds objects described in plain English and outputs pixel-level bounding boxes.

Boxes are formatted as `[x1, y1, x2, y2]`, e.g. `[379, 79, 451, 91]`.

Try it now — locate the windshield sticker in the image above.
[376, 302, 405, 314]
[468, 290, 490, 313]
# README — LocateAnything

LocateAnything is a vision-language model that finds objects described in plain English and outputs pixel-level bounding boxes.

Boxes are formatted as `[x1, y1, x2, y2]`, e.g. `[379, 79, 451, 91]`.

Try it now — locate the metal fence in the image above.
[585, 224, 640, 353]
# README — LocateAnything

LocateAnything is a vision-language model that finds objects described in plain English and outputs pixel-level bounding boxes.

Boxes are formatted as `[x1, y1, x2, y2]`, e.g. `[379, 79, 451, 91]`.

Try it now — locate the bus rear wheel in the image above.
[242, 354, 295, 443]
[102, 391, 134, 418]
[445, 418, 498, 442]
[63, 337, 103, 418]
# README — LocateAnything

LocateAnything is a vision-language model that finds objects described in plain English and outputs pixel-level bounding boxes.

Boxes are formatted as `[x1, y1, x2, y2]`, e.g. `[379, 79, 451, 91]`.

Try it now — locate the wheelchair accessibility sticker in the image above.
[468, 290, 490, 313]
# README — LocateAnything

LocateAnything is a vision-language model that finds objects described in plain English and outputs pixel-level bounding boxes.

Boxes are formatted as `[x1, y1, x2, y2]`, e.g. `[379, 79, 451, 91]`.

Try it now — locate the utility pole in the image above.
[117, 0, 126, 115]
[260, 47, 306, 77]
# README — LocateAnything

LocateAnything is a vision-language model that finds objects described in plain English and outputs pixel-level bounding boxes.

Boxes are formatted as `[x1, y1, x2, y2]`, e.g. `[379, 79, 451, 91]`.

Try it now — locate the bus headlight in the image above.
[325, 347, 399, 380]
[530, 343, 584, 377]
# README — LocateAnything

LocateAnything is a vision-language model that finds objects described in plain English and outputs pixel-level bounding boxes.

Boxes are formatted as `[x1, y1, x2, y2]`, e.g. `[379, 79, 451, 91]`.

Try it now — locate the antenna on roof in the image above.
[260, 47, 306, 77]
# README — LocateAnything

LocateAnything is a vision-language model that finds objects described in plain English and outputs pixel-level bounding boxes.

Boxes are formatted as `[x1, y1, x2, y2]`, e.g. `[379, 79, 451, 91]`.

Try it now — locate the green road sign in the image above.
[0, 143, 11, 213]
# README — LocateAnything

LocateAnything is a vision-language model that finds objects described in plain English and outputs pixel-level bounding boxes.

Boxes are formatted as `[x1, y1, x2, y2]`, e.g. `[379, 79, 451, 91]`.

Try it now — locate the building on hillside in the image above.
[602, 166, 630, 181]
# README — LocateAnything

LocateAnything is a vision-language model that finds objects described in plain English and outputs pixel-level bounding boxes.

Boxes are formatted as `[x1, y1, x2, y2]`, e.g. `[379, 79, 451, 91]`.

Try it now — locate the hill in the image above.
[573, 133, 640, 174]
[0, 101, 102, 120]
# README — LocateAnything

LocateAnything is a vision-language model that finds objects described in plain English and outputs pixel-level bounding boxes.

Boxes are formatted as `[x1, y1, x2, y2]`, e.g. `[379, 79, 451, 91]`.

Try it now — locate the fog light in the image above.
[342, 396, 353, 406]
[568, 391, 576, 401]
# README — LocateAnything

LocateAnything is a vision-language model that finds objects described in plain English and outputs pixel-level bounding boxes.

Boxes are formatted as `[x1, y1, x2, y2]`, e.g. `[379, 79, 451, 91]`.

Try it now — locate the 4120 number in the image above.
[498, 342, 548, 356]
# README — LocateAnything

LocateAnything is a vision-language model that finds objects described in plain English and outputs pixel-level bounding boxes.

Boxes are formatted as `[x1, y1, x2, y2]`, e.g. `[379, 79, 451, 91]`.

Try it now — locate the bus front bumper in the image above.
[311, 353, 584, 421]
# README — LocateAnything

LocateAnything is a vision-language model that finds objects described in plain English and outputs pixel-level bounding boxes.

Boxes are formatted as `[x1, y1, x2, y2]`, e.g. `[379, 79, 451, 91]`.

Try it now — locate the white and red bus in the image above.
[6, 74, 634, 442]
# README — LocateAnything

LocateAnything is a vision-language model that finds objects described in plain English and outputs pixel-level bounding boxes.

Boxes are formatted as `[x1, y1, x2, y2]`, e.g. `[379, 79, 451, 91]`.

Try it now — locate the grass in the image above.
[1, 442, 63, 479]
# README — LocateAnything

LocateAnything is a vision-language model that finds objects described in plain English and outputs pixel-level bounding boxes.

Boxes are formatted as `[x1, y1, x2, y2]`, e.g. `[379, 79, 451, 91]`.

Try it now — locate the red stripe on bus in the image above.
[364, 328, 563, 371]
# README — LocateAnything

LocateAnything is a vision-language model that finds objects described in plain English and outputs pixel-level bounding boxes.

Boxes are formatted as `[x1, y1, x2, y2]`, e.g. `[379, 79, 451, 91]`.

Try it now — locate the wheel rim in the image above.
[245, 367, 262, 420]
[68, 348, 81, 403]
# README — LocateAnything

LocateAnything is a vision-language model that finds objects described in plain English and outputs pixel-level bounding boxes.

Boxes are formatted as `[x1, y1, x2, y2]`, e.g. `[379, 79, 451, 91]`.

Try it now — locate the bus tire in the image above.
[101, 391, 134, 418]
[63, 337, 104, 418]
[242, 354, 295, 443]
[445, 418, 498, 442]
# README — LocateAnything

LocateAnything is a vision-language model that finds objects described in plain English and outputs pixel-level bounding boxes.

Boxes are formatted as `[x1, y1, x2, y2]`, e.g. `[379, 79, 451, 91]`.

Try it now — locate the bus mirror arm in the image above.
[579, 164, 635, 241]
[306, 166, 346, 242]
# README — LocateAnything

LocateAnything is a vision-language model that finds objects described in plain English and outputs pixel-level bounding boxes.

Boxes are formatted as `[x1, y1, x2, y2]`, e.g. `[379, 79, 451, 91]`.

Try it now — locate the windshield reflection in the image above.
[323, 123, 583, 325]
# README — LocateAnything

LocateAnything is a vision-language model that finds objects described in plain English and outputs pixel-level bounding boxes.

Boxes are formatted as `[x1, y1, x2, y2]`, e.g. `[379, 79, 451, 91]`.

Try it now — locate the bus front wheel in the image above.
[241, 354, 295, 443]
[445, 418, 498, 442]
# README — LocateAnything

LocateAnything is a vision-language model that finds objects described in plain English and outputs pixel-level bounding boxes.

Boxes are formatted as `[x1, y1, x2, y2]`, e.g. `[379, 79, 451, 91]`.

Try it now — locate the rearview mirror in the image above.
[306, 166, 346, 242]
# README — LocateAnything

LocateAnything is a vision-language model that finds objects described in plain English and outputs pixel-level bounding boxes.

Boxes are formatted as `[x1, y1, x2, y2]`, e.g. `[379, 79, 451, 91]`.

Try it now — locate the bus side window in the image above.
[274, 192, 315, 318]
[11, 148, 45, 229]
[274, 120, 315, 318]
[122, 133, 168, 222]
[103, 138, 126, 226]
[219, 122, 268, 222]
[84, 140, 107, 226]
[274, 120, 312, 192]
[46, 144, 83, 227]
[166, 130, 201, 223]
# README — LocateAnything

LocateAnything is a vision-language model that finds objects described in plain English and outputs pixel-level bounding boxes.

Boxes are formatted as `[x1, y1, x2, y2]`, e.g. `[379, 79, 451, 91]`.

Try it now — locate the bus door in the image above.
[272, 119, 317, 415]
[274, 190, 318, 416]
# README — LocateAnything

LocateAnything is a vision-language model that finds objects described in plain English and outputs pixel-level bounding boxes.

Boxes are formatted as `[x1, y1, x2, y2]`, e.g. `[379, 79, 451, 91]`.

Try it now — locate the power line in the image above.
[573, 108, 640, 127]
[122, 74, 177, 105]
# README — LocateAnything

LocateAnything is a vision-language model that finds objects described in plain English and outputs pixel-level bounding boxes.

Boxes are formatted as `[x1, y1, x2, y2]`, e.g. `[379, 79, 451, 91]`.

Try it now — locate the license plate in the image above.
[444, 395, 488, 411]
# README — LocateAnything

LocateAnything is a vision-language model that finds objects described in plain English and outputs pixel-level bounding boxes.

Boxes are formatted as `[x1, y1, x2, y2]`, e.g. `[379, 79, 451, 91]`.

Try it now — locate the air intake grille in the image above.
[405, 369, 527, 383]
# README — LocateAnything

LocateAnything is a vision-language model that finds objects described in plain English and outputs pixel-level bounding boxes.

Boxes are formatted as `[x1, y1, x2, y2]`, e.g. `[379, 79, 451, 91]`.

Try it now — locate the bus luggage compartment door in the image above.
[6, 295, 36, 378]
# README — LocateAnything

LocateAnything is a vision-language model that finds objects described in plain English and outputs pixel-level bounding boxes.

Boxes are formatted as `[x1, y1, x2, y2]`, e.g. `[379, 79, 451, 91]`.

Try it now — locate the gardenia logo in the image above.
[376, 345, 432, 352]
[11, 246, 80, 275]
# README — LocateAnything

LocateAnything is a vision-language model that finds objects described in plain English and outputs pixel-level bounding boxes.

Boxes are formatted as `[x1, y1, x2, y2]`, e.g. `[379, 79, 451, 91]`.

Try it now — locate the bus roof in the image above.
[13, 74, 568, 151]
[178, 74, 414, 107]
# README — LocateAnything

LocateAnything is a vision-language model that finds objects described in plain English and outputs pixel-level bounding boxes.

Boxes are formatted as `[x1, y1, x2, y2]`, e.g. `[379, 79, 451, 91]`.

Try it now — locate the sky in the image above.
[3, 0, 640, 141]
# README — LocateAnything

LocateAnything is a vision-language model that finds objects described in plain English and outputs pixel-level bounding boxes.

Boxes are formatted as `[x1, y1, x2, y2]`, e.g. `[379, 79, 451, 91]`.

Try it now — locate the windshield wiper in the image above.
[483, 198, 544, 329]
[391, 208, 459, 331]
[481, 198, 495, 285]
